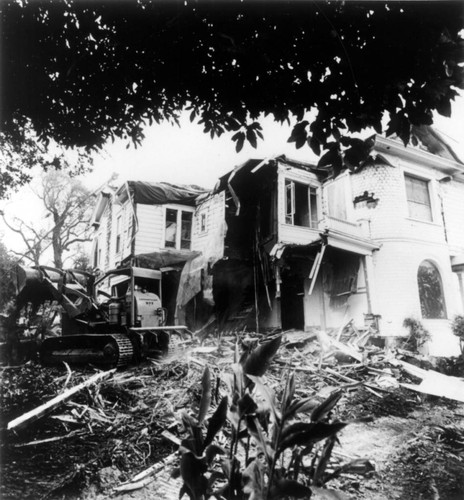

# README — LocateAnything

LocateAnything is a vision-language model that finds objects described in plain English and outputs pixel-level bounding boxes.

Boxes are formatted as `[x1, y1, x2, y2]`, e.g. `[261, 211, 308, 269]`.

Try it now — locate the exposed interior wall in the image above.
[302, 251, 368, 331]
[192, 191, 226, 262]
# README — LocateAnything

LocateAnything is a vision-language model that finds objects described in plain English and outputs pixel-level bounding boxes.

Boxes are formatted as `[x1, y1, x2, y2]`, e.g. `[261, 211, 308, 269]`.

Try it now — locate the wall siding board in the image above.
[134, 204, 165, 254]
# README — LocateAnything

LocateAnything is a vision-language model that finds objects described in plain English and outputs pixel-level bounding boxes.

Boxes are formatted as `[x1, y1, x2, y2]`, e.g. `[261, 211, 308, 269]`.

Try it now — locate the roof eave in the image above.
[373, 135, 464, 177]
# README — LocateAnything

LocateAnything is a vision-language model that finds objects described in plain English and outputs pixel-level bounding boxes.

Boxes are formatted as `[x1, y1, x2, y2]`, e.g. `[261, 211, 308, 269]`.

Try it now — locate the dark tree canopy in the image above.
[1, 0, 463, 154]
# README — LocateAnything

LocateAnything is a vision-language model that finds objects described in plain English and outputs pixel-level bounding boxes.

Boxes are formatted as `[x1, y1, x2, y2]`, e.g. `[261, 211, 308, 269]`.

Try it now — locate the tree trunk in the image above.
[53, 213, 63, 268]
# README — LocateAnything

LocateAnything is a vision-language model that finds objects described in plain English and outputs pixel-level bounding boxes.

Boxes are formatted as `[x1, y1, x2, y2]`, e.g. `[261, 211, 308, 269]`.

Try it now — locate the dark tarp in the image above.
[127, 181, 208, 206]
[135, 249, 201, 269]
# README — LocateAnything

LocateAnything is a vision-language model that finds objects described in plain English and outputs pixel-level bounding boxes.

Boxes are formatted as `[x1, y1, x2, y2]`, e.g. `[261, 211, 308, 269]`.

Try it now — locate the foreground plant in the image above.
[177, 335, 372, 499]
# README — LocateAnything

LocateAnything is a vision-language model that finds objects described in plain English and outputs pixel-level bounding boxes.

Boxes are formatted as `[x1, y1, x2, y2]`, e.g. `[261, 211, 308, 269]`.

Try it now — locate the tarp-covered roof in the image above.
[135, 249, 201, 268]
[127, 181, 208, 206]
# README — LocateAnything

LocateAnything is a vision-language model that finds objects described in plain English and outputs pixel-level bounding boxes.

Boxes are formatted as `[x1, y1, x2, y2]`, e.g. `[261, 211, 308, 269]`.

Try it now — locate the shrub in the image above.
[451, 315, 464, 354]
[402, 317, 431, 352]
[175, 335, 373, 499]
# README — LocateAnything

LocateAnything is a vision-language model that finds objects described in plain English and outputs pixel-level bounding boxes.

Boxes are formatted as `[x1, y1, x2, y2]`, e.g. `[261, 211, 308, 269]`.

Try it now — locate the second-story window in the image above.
[285, 179, 318, 228]
[165, 208, 194, 250]
[165, 208, 178, 248]
[326, 179, 348, 220]
[405, 174, 432, 222]
[181, 211, 192, 249]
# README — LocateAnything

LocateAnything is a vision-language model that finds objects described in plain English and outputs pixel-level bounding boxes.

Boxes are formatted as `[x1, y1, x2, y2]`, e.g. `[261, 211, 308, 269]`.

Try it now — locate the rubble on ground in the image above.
[1, 325, 463, 499]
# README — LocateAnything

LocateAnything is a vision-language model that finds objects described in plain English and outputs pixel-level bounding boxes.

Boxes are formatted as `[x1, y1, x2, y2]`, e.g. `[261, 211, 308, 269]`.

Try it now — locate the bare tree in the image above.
[0, 210, 49, 266]
[1, 170, 95, 269]
[37, 171, 94, 269]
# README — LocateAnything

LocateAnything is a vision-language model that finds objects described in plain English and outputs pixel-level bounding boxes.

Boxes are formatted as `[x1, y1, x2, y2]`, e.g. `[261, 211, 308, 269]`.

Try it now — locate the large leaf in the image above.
[204, 396, 228, 448]
[279, 422, 347, 452]
[179, 451, 208, 500]
[238, 392, 258, 417]
[242, 460, 266, 500]
[198, 366, 211, 424]
[231, 362, 244, 397]
[284, 397, 319, 420]
[247, 374, 280, 424]
[245, 415, 274, 464]
[242, 335, 282, 377]
[204, 443, 226, 466]
[281, 372, 295, 416]
[180, 411, 204, 456]
[311, 390, 343, 422]
[313, 436, 336, 484]
[216, 457, 242, 499]
[288, 121, 309, 149]
[269, 478, 312, 499]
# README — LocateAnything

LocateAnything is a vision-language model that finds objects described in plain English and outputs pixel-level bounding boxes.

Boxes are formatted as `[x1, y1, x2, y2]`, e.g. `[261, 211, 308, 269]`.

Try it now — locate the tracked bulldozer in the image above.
[13, 264, 188, 367]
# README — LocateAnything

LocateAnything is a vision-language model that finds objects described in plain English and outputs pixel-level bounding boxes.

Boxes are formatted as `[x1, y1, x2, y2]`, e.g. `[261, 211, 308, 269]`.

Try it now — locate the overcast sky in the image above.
[1, 94, 463, 257]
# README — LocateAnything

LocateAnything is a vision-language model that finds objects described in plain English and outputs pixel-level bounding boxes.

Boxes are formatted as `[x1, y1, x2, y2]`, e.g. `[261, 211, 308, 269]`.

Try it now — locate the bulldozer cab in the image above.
[94, 266, 163, 328]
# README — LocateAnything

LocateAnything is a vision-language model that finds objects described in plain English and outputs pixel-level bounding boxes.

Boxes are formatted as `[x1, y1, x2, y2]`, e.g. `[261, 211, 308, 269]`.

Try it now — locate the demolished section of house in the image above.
[87, 130, 464, 359]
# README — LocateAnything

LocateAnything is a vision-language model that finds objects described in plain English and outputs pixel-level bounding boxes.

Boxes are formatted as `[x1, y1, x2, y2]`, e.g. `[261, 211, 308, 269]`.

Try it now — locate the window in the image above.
[181, 211, 192, 249]
[326, 179, 347, 220]
[417, 260, 446, 319]
[115, 215, 122, 254]
[405, 174, 432, 222]
[285, 179, 318, 228]
[164, 208, 194, 249]
[165, 208, 178, 248]
[200, 213, 207, 233]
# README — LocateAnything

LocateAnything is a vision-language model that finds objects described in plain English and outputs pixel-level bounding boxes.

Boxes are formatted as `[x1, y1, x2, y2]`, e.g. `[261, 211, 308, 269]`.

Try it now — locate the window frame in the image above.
[163, 205, 195, 250]
[284, 178, 319, 229]
[404, 173, 433, 222]
[417, 260, 447, 319]
[200, 213, 207, 233]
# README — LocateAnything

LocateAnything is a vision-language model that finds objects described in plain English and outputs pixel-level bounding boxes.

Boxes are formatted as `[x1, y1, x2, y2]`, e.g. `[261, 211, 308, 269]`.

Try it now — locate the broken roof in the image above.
[215, 155, 322, 192]
[123, 181, 209, 206]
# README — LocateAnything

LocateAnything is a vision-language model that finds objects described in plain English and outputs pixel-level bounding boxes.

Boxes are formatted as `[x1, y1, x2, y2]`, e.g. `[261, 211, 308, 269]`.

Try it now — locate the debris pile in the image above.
[0, 325, 463, 499]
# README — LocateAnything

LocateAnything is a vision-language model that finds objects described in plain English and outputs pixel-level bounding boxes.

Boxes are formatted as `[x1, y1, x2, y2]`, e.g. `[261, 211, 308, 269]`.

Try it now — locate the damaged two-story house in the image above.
[90, 129, 464, 357]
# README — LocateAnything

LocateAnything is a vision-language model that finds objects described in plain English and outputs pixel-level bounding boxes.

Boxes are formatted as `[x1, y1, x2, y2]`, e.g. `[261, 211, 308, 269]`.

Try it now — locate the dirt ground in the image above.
[1, 336, 463, 500]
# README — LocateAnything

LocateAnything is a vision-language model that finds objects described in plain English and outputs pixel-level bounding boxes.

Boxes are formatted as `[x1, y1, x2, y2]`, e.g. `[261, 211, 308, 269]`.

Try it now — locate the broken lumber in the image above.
[7, 369, 115, 431]
[12, 429, 86, 448]
[394, 360, 464, 403]
[113, 452, 178, 493]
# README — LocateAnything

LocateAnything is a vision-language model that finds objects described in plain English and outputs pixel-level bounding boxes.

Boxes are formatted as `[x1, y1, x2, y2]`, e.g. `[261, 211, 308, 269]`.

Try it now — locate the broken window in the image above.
[165, 208, 193, 250]
[285, 179, 318, 228]
[405, 174, 432, 222]
[417, 260, 446, 319]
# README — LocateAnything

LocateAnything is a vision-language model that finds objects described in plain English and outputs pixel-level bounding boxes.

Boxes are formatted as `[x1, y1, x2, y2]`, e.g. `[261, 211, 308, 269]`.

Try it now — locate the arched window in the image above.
[417, 261, 446, 319]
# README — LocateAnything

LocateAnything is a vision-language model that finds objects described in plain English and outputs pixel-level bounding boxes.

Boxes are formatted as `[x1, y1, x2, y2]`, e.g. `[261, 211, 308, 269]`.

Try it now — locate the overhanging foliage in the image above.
[1, 1, 463, 154]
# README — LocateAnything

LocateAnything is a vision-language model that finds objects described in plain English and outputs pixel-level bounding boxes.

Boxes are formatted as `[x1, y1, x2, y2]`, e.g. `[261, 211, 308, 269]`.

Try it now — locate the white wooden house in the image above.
[90, 130, 464, 356]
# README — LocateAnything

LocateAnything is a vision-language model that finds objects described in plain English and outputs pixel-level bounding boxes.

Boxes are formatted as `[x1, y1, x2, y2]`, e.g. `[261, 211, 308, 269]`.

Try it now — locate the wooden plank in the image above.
[7, 369, 115, 431]
[113, 452, 178, 492]
[400, 371, 464, 403]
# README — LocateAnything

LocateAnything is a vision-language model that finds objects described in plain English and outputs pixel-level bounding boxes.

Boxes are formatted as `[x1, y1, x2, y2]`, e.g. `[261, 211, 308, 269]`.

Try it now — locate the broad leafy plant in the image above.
[177, 335, 370, 499]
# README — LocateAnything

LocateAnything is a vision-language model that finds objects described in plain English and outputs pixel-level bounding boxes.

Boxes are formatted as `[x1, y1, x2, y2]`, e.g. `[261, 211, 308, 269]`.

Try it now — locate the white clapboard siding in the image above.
[192, 191, 225, 258]
[134, 204, 165, 254]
